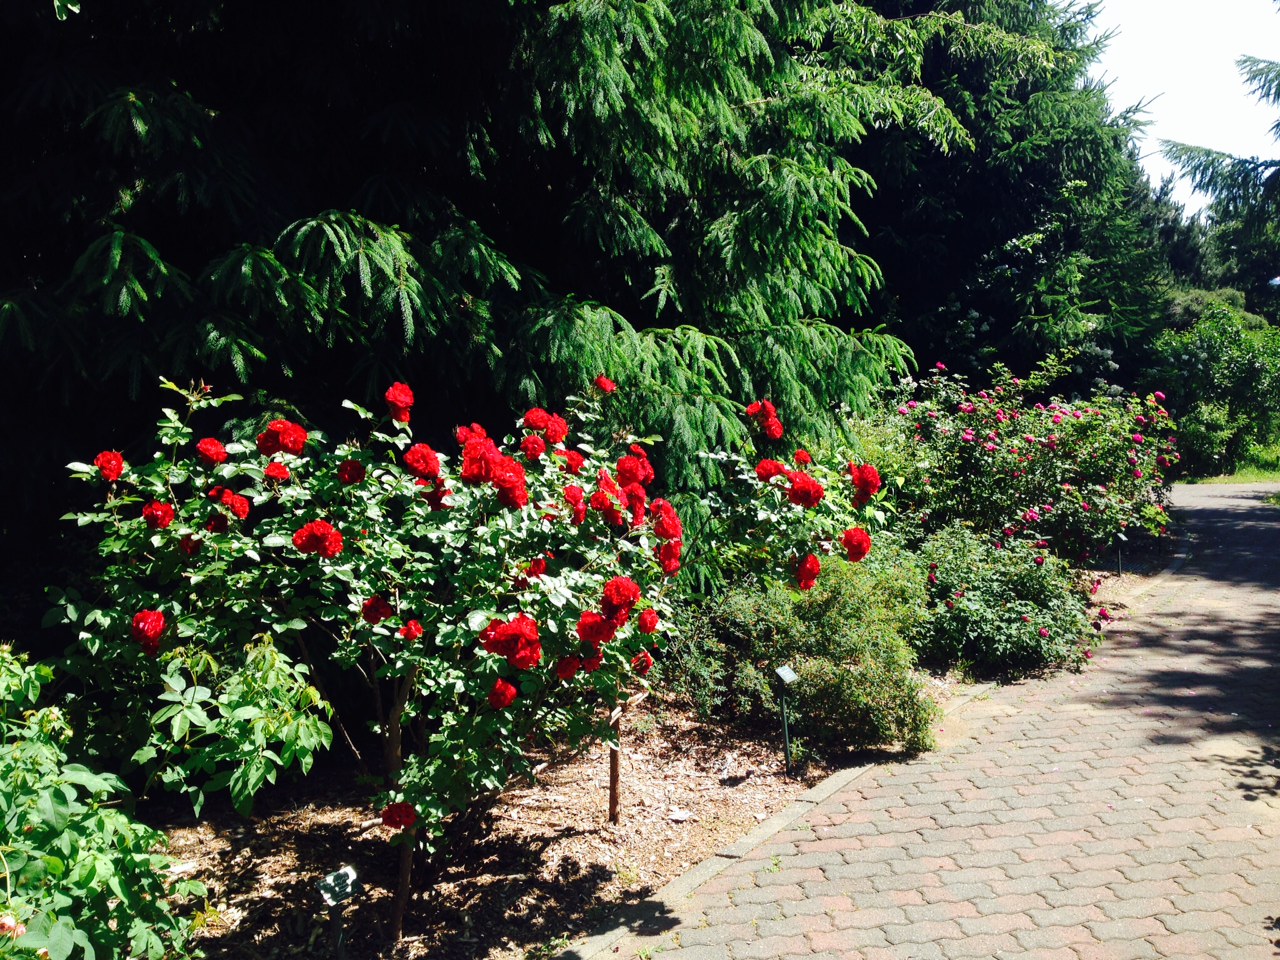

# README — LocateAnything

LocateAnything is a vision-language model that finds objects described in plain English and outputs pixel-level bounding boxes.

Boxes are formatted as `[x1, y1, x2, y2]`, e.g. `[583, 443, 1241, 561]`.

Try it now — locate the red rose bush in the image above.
[58, 378, 688, 871]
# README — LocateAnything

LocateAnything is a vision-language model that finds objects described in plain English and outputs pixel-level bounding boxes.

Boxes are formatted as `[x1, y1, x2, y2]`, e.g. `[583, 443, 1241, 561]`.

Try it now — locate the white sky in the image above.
[1090, 0, 1280, 214]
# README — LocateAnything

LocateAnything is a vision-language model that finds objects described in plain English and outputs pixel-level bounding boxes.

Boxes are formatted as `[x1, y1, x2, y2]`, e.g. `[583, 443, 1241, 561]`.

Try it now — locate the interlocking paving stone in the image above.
[564, 485, 1280, 960]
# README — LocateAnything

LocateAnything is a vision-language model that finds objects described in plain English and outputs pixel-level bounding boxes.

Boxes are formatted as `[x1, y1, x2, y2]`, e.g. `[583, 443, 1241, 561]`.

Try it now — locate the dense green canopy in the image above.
[1, 0, 1201, 629]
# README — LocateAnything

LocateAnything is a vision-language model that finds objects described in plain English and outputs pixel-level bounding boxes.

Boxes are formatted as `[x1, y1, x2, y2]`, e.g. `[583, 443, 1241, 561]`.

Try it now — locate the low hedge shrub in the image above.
[914, 524, 1093, 674]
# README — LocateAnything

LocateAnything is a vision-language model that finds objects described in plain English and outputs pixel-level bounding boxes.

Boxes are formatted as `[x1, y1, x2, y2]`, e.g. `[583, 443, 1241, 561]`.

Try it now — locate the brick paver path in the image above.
[568, 483, 1280, 959]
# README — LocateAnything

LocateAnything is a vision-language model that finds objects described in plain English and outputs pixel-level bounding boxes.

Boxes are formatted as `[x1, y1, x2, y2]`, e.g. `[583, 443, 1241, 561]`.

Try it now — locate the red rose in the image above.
[490, 456, 529, 508]
[555, 656, 582, 681]
[521, 434, 547, 460]
[219, 489, 251, 520]
[179, 535, 202, 557]
[620, 482, 647, 527]
[337, 459, 366, 485]
[525, 557, 548, 580]
[611, 458, 645, 488]
[142, 501, 175, 530]
[794, 449, 813, 465]
[638, 608, 659, 634]
[583, 652, 604, 673]
[796, 553, 821, 590]
[456, 423, 487, 445]
[257, 420, 308, 456]
[554, 449, 586, 474]
[590, 489, 624, 526]
[195, 438, 228, 466]
[658, 539, 682, 577]
[523, 408, 551, 431]
[460, 437, 499, 484]
[544, 414, 569, 445]
[404, 443, 441, 481]
[786, 471, 825, 508]
[264, 461, 290, 483]
[488, 678, 518, 710]
[131, 609, 165, 656]
[755, 459, 788, 482]
[362, 596, 395, 625]
[380, 801, 417, 831]
[399, 619, 424, 641]
[576, 610, 617, 648]
[293, 520, 344, 558]
[650, 499, 682, 540]
[594, 375, 617, 393]
[745, 400, 783, 439]
[841, 527, 872, 563]
[94, 450, 124, 483]
[602, 577, 641, 618]
[631, 650, 653, 676]
[849, 462, 882, 505]
[206, 514, 229, 534]
[385, 382, 415, 423]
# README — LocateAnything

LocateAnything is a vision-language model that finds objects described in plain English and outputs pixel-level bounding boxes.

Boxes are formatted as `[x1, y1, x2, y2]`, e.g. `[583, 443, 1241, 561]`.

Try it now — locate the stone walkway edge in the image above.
[559, 538, 1190, 960]
[561, 684, 993, 959]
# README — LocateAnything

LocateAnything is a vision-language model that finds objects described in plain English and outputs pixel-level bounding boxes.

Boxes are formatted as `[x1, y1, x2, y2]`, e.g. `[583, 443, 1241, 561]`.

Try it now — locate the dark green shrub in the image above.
[915, 524, 1092, 674]
[1143, 296, 1280, 473]
[664, 536, 936, 753]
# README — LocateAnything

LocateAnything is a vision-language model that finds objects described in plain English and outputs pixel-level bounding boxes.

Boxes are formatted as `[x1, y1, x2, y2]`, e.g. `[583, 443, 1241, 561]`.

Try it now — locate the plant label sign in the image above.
[317, 866, 359, 906]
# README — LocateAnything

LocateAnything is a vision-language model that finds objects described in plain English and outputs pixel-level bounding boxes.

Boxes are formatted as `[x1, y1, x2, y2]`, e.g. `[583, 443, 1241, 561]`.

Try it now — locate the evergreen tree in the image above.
[1165, 47, 1280, 319]
[846, 0, 1173, 377]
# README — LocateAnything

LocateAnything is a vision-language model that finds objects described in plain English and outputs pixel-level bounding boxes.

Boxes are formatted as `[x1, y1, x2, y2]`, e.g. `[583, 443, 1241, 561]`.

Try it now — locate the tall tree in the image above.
[1165, 44, 1280, 319]
[847, 0, 1172, 377]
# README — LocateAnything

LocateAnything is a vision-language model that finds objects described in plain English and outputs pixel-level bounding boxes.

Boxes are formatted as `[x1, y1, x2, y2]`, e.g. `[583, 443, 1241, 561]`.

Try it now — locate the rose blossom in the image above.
[337, 459, 366, 485]
[362, 596, 395, 625]
[195, 437, 228, 466]
[142, 501, 175, 530]
[381, 801, 417, 830]
[131, 610, 165, 656]
[841, 527, 872, 563]
[404, 443, 441, 481]
[796, 553, 820, 591]
[256, 420, 307, 456]
[385, 382, 414, 423]
[488, 678, 518, 709]
[293, 520, 344, 558]
[94, 450, 124, 482]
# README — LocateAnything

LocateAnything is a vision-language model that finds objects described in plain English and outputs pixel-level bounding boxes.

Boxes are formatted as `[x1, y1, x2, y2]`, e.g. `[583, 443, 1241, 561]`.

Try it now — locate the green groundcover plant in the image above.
[0, 647, 205, 960]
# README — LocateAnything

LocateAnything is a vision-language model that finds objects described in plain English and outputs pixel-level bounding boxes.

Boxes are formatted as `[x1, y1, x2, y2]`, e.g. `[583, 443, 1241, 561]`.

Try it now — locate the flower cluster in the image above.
[745, 399, 784, 440]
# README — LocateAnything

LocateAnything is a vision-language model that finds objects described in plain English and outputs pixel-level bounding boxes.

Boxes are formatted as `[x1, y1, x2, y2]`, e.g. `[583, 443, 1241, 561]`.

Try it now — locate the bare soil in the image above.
[162, 701, 837, 960]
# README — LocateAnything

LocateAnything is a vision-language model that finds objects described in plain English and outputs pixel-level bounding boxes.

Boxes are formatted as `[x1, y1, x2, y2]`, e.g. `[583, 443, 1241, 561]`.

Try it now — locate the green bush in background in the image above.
[1145, 292, 1280, 474]
[662, 536, 936, 754]
[915, 525, 1093, 675]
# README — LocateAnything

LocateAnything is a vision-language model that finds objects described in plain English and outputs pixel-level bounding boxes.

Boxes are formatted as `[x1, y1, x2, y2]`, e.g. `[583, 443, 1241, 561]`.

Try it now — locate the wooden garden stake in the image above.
[608, 692, 648, 824]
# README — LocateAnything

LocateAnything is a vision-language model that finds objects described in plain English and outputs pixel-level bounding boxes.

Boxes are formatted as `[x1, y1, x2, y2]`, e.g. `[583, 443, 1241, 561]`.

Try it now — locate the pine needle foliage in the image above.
[3, 0, 1056, 521]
